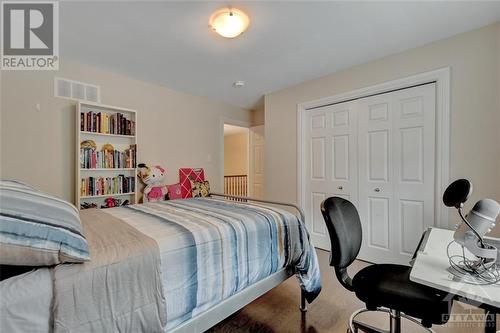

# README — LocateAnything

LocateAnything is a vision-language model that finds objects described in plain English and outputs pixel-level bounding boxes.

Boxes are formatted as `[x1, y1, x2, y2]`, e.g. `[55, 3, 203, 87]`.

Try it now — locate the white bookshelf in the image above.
[76, 101, 138, 209]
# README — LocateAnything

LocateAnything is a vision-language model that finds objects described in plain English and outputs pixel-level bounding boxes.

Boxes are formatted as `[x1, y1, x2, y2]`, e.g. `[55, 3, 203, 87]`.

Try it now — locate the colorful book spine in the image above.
[80, 175, 135, 197]
[80, 144, 137, 169]
[80, 111, 135, 135]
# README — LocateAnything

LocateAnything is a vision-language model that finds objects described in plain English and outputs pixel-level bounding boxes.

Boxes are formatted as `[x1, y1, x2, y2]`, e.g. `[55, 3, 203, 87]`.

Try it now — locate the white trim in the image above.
[79, 100, 136, 113]
[297, 67, 451, 229]
[219, 117, 251, 193]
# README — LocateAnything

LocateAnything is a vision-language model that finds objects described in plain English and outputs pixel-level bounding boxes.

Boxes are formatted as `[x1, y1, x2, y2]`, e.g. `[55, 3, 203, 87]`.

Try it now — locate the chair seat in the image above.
[352, 264, 452, 325]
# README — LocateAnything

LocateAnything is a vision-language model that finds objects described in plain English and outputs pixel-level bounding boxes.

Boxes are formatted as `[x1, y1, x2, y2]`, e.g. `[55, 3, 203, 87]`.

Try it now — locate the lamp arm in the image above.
[458, 207, 486, 248]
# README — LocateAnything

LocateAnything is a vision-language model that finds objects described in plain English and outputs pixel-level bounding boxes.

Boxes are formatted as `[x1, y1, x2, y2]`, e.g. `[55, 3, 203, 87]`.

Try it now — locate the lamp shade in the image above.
[443, 178, 472, 208]
[209, 8, 249, 38]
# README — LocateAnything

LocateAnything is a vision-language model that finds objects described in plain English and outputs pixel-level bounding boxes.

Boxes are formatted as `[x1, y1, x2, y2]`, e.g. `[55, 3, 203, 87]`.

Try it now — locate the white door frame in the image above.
[297, 67, 451, 229]
[219, 117, 251, 194]
[249, 125, 265, 198]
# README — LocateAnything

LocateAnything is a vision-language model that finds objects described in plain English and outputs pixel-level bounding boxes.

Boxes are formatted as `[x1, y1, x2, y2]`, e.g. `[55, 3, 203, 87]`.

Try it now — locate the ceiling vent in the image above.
[54, 77, 100, 103]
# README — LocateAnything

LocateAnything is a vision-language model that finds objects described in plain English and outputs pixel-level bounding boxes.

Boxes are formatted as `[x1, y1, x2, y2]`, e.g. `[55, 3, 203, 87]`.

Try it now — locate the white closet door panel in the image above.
[392, 84, 436, 261]
[311, 137, 326, 180]
[311, 192, 327, 235]
[369, 196, 390, 249]
[368, 130, 389, 182]
[332, 134, 350, 181]
[400, 199, 424, 254]
[357, 93, 395, 263]
[400, 127, 423, 183]
[328, 102, 358, 199]
[358, 84, 436, 265]
[304, 109, 329, 249]
[304, 102, 358, 250]
[311, 113, 326, 129]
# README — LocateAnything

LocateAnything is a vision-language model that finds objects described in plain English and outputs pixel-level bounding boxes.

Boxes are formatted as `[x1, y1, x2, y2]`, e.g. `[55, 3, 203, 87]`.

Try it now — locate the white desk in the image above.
[410, 227, 500, 309]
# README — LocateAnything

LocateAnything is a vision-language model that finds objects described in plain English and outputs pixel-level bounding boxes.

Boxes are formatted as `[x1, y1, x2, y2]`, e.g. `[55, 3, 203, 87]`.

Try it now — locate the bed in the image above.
[0, 194, 321, 333]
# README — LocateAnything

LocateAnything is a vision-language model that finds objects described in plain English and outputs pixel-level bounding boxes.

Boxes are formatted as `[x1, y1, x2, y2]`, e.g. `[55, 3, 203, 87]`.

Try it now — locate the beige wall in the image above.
[0, 59, 251, 203]
[224, 132, 249, 176]
[252, 103, 265, 126]
[265, 23, 500, 231]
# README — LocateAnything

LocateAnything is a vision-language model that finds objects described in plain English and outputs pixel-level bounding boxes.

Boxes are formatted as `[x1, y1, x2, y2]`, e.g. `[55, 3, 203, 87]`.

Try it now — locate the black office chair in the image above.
[320, 197, 453, 333]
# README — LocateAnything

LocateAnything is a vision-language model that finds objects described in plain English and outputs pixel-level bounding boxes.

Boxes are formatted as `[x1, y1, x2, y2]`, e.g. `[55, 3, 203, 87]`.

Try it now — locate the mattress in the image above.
[0, 268, 53, 333]
[1, 198, 321, 332]
[107, 198, 321, 330]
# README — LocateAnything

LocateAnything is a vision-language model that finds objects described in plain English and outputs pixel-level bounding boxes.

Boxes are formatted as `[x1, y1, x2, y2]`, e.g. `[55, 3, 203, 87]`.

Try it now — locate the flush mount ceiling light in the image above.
[209, 8, 249, 38]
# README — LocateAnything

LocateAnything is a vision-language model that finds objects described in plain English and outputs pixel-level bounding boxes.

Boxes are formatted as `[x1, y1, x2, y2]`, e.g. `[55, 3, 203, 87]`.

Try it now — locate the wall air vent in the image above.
[54, 77, 100, 103]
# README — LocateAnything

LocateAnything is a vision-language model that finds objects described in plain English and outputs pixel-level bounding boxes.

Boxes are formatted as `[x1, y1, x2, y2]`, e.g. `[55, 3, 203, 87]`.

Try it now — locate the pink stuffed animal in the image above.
[137, 163, 169, 202]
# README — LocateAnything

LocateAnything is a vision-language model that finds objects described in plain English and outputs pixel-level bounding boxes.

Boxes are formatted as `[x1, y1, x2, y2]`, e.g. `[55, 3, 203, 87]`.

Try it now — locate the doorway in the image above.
[223, 124, 249, 197]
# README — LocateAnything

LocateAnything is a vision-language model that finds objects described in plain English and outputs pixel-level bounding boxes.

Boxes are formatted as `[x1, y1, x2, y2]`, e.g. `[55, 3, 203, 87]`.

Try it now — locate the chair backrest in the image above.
[320, 197, 362, 291]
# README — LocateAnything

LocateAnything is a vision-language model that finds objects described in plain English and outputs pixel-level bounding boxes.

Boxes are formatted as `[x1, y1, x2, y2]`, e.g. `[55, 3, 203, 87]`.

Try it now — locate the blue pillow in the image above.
[0, 180, 90, 266]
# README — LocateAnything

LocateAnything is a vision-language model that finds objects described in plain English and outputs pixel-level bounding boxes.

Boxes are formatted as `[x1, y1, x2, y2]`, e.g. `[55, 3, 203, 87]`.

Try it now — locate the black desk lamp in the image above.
[443, 179, 499, 265]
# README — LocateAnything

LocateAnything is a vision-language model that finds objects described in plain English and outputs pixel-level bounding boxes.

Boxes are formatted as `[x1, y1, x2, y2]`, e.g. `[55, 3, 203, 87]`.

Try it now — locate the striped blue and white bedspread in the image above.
[106, 197, 321, 330]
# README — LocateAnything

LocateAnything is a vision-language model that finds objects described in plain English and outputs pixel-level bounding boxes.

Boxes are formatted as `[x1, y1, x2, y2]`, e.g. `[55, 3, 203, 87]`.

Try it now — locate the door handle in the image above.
[374, 188, 380, 192]
[337, 186, 343, 190]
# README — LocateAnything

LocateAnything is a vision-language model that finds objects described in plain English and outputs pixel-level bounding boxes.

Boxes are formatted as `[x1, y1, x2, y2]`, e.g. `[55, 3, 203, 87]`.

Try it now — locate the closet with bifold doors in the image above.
[304, 83, 436, 265]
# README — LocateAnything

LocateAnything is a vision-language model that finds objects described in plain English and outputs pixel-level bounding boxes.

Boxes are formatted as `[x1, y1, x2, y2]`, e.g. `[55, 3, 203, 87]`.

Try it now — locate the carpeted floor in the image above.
[209, 249, 497, 333]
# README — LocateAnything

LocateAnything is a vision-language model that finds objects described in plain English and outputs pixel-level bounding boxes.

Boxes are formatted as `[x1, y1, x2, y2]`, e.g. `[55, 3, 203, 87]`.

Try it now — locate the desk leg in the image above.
[484, 309, 496, 333]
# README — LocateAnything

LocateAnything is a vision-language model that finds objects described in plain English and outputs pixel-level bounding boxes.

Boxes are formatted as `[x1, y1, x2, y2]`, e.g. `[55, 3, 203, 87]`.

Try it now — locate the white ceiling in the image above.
[60, 1, 500, 110]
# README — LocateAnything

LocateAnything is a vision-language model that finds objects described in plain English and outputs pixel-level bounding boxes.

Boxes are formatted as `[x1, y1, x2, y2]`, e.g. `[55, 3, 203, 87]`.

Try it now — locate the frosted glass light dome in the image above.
[209, 8, 249, 38]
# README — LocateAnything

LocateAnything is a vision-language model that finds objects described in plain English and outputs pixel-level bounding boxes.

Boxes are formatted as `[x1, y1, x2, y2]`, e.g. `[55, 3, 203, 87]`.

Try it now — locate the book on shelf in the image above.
[80, 175, 135, 197]
[80, 144, 137, 169]
[80, 110, 135, 136]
